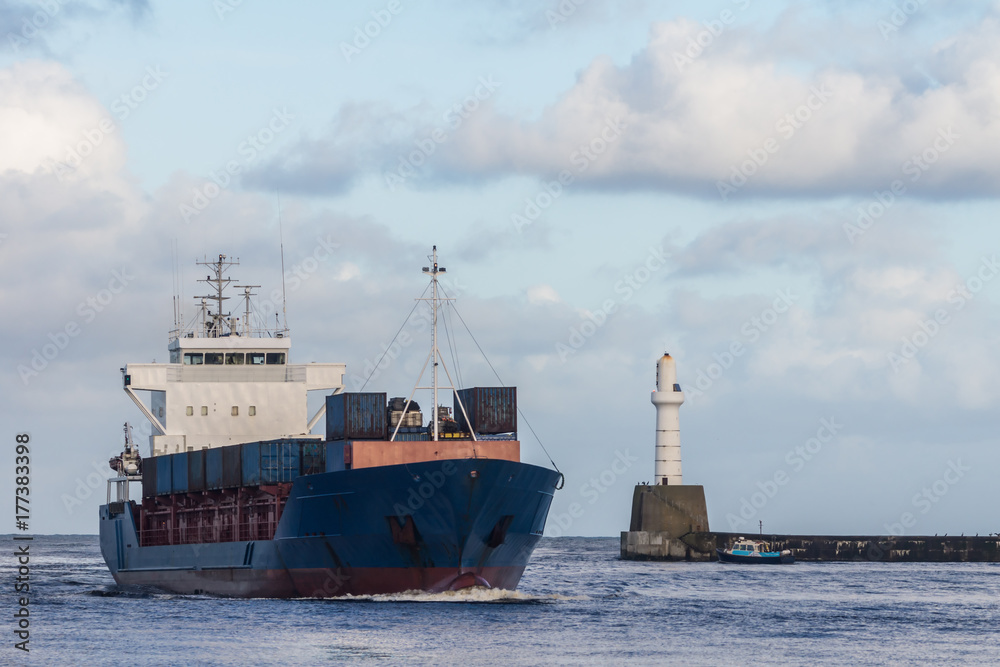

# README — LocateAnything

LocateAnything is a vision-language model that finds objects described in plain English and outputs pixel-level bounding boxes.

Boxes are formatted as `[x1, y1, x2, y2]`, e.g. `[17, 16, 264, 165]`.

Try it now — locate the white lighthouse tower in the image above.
[652, 353, 684, 485]
[621, 352, 710, 560]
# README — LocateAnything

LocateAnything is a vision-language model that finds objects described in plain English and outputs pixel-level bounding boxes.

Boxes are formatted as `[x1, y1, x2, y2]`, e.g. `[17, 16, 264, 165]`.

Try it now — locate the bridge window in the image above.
[183, 353, 203, 365]
[170, 350, 180, 363]
[248, 352, 266, 365]
[266, 353, 286, 365]
[205, 352, 224, 365]
[225, 352, 245, 365]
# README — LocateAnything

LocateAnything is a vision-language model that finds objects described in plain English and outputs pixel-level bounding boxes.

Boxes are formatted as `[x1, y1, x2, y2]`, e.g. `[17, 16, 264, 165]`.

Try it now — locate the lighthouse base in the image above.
[620, 484, 712, 561]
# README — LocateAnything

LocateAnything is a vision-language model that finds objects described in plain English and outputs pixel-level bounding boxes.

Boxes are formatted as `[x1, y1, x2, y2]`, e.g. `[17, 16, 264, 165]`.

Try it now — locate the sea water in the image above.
[4, 535, 999, 665]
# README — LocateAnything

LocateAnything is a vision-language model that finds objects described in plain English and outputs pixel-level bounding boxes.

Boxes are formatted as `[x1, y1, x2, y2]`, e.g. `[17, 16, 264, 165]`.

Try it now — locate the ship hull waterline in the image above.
[100, 458, 559, 597]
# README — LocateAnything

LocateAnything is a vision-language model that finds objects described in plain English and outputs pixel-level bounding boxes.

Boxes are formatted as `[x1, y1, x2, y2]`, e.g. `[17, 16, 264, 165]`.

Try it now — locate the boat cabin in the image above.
[732, 539, 771, 554]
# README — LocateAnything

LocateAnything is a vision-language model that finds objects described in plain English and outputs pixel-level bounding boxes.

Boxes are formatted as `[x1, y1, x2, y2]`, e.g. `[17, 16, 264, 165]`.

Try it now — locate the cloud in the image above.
[663, 214, 1000, 412]
[2, 0, 151, 55]
[0, 60, 130, 185]
[527, 284, 560, 304]
[470, 0, 651, 41]
[249, 11, 1000, 200]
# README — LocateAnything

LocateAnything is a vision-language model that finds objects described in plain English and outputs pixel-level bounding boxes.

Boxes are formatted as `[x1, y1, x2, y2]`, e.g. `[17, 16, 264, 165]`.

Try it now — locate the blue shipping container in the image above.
[326, 392, 387, 441]
[222, 444, 242, 488]
[171, 452, 189, 494]
[454, 386, 517, 434]
[205, 448, 224, 490]
[188, 449, 206, 492]
[260, 440, 300, 484]
[155, 455, 172, 495]
[325, 441, 347, 472]
[241, 441, 261, 486]
[392, 432, 430, 441]
[142, 462, 157, 498]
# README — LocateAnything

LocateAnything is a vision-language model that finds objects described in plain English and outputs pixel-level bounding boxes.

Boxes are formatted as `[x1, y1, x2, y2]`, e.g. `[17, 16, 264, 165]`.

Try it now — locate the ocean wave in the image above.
[332, 586, 587, 603]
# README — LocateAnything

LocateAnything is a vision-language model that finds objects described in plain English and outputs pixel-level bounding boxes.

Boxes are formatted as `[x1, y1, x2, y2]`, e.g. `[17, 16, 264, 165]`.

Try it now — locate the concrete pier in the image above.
[620, 531, 1000, 562]
[621, 484, 714, 560]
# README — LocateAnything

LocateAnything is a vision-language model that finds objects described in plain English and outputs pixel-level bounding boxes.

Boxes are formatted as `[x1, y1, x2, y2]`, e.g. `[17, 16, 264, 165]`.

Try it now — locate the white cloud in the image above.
[254, 11, 1000, 199]
[527, 283, 560, 304]
[0, 60, 128, 183]
[434, 15, 1000, 196]
[334, 262, 362, 281]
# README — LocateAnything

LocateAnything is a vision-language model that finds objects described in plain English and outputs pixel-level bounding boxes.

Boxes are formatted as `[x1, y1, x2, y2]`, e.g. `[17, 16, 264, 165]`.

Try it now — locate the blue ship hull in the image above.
[100, 458, 559, 596]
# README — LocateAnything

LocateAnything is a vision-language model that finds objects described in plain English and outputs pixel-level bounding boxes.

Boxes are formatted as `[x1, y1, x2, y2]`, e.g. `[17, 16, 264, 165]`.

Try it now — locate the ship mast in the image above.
[233, 284, 260, 336]
[430, 250, 440, 439]
[194, 254, 238, 338]
[390, 246, 476, 443]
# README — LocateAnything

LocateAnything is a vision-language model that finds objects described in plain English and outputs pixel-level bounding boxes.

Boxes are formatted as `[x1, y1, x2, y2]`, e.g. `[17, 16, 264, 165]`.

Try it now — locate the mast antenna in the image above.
[278, 191, 288, 334]
[171, 239, 181, 330]
[171, 240, 176, 328]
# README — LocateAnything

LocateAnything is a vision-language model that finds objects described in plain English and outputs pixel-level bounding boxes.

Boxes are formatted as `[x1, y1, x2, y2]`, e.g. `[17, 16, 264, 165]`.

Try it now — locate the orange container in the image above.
[348, 440, 519, 469]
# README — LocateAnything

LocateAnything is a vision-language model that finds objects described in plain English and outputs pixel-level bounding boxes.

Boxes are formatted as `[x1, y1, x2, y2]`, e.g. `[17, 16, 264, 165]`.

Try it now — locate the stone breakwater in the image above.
[621, 531, 1000, 562]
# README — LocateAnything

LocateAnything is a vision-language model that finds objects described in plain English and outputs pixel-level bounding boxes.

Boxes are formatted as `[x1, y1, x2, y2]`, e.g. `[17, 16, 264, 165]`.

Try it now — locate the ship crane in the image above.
[109, 422, 143, 477]
[107, 422, 143, 507]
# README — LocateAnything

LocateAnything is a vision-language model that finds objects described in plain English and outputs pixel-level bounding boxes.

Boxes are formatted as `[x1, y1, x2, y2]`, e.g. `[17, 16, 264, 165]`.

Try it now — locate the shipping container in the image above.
[326, 392, 387, 441]
[454, 386, 517, 434]
[476, 432, 518, 441]
[301, 441, 326, 475]
[187, 449, 206, 492]
[260, 440, 300, 484]
[222, 443, 242, 488]
[205, 447, 224, 490]
[391, 432, 431, 441]
[142, 461, 157, 498]
[155, 455, 172, 495]
[241, 441, 261, 486]
[171, 452, 189, 494]
[349, 439, 519, 469]
[325, 441, 347, 472]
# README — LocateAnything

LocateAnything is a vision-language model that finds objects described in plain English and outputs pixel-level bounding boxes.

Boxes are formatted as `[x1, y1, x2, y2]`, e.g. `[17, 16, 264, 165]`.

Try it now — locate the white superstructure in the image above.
[651, 353, 684, 485]
[123, 255, 345, 456]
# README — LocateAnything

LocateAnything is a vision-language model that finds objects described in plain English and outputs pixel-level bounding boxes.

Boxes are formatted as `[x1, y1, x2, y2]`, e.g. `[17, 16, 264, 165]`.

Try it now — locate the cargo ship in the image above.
[99, 249, 561, 597]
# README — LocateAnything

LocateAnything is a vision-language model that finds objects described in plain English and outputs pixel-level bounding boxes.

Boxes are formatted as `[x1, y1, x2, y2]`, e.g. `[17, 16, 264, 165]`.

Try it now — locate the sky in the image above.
[2, 0, 1000, 538]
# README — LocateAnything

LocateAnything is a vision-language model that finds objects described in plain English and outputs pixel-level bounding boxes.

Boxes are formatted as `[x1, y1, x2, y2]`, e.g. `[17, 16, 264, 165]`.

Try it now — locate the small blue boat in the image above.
[717, 537, 795, 564]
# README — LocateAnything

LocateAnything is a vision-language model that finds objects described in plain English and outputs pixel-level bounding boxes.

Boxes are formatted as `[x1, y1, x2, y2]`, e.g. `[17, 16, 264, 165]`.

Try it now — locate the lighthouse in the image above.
[620, 352, 711, 561]
[652, 353, 684, 485]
